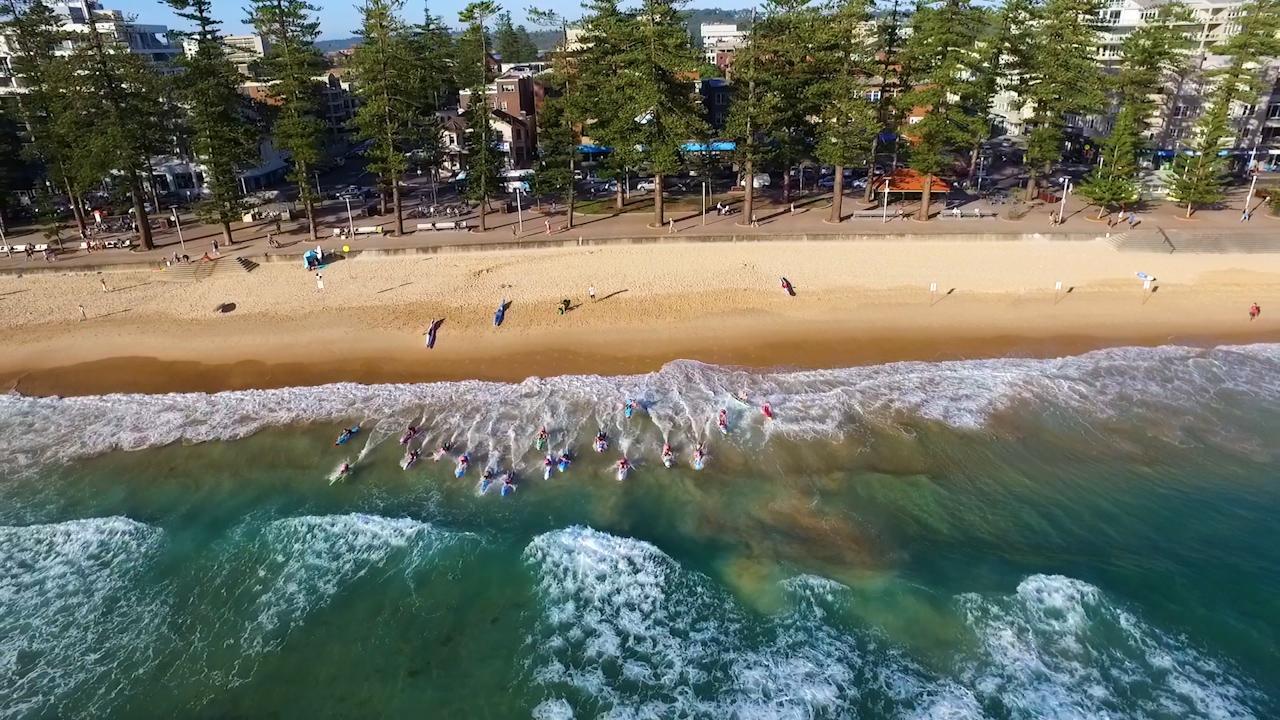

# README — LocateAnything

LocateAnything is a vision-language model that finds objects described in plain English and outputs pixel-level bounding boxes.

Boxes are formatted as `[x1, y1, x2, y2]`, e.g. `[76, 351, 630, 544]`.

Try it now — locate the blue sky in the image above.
[111, 0, 754, 40]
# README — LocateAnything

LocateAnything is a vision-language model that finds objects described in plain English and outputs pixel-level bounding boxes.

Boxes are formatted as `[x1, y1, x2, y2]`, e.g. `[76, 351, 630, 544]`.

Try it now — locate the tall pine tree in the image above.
[900, 0, 987, 220]
[613, 0, 707, 227]
[528, 8, 580, 228]
[64, 5, 166, 249]
[167, 0, 259, 245]
[459, 1, 502, 231]
[811, 0, 878, 223]
[724, 9, 781, 226]
[246, 0, 326, 242]
[350, 0, 422, 235]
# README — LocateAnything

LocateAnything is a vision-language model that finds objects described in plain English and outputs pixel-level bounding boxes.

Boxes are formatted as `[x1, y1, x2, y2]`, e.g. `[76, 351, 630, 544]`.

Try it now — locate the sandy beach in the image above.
[1, 238, 1277, 395]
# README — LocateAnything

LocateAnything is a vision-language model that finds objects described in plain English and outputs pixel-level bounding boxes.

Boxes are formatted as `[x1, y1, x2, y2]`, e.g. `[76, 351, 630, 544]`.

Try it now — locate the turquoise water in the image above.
[1, 346, 1277, 718]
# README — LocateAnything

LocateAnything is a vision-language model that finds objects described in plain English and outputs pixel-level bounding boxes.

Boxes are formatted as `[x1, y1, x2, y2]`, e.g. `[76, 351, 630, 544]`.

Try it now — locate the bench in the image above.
[416, 221, 470, 232]
[850, 209, 906, 219]
[941, 210, 997, 219]
[353, 226, 384, 236]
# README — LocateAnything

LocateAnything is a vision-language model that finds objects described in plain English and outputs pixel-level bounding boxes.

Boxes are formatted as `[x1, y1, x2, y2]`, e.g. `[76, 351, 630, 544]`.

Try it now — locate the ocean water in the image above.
[0, 346, 1277, 719]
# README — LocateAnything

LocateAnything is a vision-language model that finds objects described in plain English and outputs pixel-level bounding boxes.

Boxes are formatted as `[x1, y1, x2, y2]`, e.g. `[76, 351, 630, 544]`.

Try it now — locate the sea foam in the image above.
[0, 517, 168, 719]
[2, 344, 1277, 472]
[521, 527, 1264, 720]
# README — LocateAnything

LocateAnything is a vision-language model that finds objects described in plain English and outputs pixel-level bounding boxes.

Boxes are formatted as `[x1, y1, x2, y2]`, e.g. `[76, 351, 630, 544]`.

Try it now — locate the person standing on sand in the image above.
[100, 278, 108, 293]
[1127, 211, 1138, 229]
[78, 304, 86, 321]
[315, 272, 324, 292]
[1249, 303, 1261, 321]
[589, 286, 596, 302]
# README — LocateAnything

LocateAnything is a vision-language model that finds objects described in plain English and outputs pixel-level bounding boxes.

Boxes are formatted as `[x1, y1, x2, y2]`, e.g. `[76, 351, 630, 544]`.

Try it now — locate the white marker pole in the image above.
[929, 281, 938, 303]
[882, 177, 891, 223]
[1054, 279, 1063, 303]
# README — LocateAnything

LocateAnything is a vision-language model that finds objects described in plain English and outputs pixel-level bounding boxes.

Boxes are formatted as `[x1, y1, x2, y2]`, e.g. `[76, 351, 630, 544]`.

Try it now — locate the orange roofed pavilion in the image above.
[873, 168, 950, 194]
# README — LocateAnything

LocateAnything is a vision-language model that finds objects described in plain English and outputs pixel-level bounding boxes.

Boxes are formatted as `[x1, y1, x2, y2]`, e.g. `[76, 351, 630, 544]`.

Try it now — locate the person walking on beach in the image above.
[1249, 302, 1261, 321]
[588, 286, 596, 302]
[78, 304, 86, 321]
[315, 272, 324, 292]
[100, 277, 108, 293]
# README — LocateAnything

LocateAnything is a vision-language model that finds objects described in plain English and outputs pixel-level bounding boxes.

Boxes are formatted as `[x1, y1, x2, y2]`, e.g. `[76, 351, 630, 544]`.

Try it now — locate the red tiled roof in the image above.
[874, 168, 950, 193]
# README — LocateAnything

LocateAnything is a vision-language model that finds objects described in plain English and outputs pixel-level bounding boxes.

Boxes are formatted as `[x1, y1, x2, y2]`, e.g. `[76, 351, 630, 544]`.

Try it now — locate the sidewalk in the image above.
[1, 187, 1275, 273]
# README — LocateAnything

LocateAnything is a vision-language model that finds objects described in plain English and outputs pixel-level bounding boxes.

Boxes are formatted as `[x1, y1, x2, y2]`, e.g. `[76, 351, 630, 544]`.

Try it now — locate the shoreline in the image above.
[1, 240, 1277, 397]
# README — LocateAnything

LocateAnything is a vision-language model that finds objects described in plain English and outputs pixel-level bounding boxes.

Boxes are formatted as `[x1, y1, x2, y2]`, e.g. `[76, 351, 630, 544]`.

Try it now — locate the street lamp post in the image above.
[1242, 144, 1259, 221]
[882, 177, 890, 223]
[344, 197, 355, 238]
[1057, 177, 1070, 224]
[171, 207, 186, 252]
[515, 186, 524, 235]
[702, 181, 707, 225]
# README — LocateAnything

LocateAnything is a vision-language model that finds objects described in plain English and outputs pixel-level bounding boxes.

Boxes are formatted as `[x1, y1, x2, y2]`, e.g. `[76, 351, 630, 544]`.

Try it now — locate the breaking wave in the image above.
[521, 527, 1265, 720]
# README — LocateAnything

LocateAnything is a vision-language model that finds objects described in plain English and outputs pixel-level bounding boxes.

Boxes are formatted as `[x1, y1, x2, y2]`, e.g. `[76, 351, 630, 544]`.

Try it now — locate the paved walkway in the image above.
[2, 186, 1276, 274]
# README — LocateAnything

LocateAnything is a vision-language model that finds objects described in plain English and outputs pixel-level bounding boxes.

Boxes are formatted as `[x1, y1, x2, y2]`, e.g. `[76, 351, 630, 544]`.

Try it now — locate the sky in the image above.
[107, 0, 755, 41]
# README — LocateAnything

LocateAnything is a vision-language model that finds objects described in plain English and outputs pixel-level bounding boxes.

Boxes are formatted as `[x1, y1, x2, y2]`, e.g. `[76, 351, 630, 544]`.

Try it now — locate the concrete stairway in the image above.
[158, 259, 220, 282]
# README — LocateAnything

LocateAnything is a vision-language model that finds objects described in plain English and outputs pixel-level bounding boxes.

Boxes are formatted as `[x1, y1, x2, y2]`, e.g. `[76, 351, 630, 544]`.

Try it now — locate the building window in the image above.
[1236, 104, 1255, 117]
[1172, 104, 1192, 118]
[1269, 104, 1280, 119]
[867, 90, 881, 102]
[1140, 9, 1158, 19]
[501, 101, 508, 111]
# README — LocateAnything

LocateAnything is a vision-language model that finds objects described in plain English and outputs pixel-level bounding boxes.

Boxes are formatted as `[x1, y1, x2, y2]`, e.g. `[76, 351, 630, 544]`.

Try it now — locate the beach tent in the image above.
[872, 168, 951, 194]
[303, 248, 322, 269]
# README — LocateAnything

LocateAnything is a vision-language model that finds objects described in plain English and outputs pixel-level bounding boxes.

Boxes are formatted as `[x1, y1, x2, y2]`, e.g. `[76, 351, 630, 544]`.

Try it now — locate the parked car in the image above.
[635, 178, 658, 192]
[586, 179, 618, 195]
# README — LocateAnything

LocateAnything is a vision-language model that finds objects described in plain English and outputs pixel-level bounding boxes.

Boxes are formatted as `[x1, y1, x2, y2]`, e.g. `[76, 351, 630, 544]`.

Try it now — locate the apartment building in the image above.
[700, 22, 745, 73]
[994, 0, 1279, 163]
[1, 1, 181, 95]
[458, 70, 539, 168]
[182, 33, 270, 78]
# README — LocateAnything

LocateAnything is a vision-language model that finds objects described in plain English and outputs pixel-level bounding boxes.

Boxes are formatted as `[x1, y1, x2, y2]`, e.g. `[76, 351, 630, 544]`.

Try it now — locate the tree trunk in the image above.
[63, 177, 87, 235]
[392, 183, 403, 236]
[1025, 171, 1037, 202]
[653, 173, 665, 228]
[614, 181, 624, 211]
[128, 171, 153, 250]
[918, 174, 933, 221]
[303, 192, 318, 243]
[567, 155, 576, 229]
[479, 192, 488, 231]
[379, 188, 388, 216]
[863, 137, 880, 203]
[828, 167, 844, 223]
[221, 221, 234, 246]
[738, 159, 754, 227]
[782, 170, 792, 203]
[1185, 202, 1193, 218]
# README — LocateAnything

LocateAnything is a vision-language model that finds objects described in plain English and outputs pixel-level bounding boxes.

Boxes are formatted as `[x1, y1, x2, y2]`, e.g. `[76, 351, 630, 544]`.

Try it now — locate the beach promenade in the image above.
[1, 185, 1277, 274]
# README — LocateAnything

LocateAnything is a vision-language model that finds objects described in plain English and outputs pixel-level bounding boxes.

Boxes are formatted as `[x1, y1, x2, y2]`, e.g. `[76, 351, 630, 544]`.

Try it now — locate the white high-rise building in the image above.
[0, 1, 181, 95]
[700, 22, 746, 66]
[182, 33, 270, 77]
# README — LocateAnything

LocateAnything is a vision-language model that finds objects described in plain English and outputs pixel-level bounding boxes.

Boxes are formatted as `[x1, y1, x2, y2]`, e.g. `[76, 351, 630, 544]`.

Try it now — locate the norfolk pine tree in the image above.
[167, 0, 259, 245]
[528, 7, 580, 227]
[350, 0, 421, 235]
[459, 1, 503, 231]
[494, 11, 539, 63]
[65, 6, 166, 249]
[1016, 0, 1104, 201]
[899, 0, 987, 221]
[574, 0, 638, 212]
[247, 0, 326, 242]
[1165, 0, 1278, 216]
[1077, 5, 1191, 219]
[724, 9, 782, 226]
[864, 0, 906, 203]
[626, 0, 707, 228]
[811, 0, 878, 224]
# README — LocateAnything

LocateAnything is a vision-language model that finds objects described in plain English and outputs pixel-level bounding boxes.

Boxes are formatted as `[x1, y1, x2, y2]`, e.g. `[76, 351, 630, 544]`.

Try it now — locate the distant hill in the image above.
[316, 37, 359, 53]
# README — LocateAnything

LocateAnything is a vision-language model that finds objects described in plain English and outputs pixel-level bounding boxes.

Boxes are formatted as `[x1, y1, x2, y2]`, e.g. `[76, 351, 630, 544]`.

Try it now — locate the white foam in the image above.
[521, 526, 982, 719]
[957, 574, 1261, 720]
[170, 513, 469, 692]
[0, 517, 167, 719]
[4, 343, 1278, 473]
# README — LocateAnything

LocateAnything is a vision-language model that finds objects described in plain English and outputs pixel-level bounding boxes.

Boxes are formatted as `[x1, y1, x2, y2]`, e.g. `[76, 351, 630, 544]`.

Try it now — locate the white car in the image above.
[743, 173, 771, 189]
[635, 179, 658, 192]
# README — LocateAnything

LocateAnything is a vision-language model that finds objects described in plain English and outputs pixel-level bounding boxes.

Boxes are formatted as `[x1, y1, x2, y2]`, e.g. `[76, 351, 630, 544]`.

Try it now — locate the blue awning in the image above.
[681, 141, 736, 152]
[578, 144, 610, 154]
